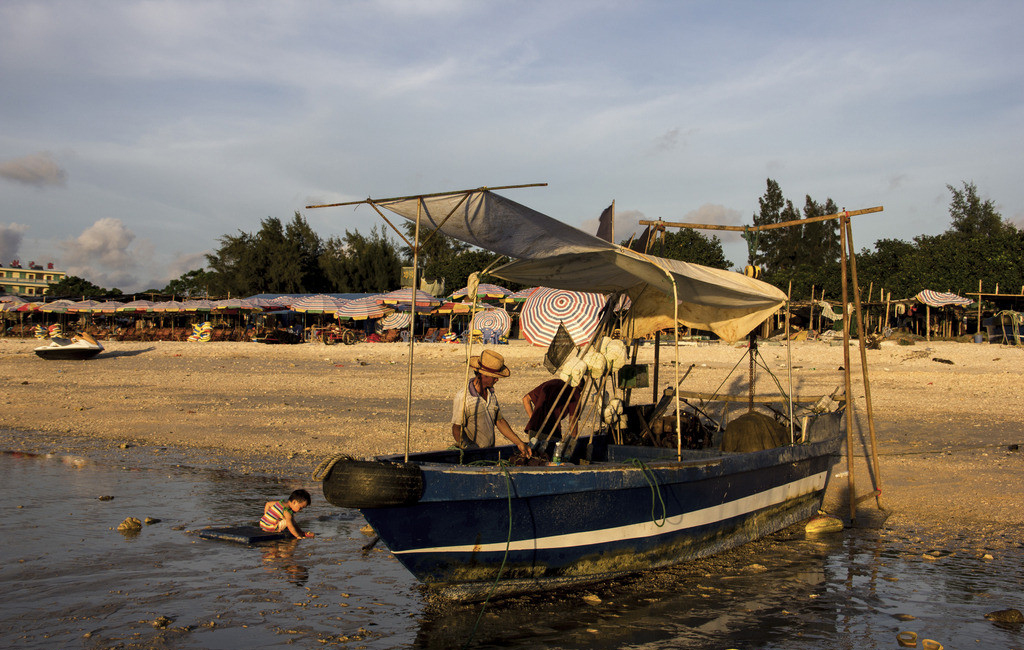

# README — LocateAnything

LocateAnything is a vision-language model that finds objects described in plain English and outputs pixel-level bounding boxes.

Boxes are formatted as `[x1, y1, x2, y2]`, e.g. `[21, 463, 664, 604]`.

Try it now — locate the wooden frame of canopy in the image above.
[308, 184, 546, 461]
[639, 206, 885, 523]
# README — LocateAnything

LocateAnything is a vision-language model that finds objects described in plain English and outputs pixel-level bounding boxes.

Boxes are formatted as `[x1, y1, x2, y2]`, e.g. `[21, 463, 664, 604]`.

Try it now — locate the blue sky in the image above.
[1, 1, 1022, 292]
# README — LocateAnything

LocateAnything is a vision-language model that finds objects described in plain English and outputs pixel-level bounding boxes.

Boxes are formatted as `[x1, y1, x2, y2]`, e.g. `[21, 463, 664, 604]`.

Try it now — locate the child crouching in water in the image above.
[261, 489, 315, 539]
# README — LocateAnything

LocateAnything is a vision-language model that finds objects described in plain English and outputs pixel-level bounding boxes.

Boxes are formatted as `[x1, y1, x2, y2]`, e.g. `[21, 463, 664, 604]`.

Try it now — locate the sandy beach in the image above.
[3, 336, 1023, 546]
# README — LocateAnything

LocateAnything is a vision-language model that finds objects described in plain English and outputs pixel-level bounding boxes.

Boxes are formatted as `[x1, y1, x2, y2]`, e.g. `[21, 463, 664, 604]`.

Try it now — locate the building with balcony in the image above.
[0, 260, 66, 297]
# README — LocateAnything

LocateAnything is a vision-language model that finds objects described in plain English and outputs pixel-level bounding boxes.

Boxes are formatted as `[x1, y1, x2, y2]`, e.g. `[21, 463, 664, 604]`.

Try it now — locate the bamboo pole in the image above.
[809, 285, 815, 334]
[652, 330, 660, 404]
[884, 291, 891, 331]
[638, 206, 883, 232]
[404, 201, 422, 462]
[977, 280, 983, 335]
[844, 216, 883, 510]
[305, 182, 548, 209]
[786, 282, 794, 444]
[926, 304, 931, 342]
[839, 218, 857, 522]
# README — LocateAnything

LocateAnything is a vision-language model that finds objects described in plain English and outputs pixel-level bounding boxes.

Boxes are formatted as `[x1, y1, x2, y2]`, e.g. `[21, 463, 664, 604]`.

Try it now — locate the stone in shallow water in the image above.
[985, 608, 1024, 624]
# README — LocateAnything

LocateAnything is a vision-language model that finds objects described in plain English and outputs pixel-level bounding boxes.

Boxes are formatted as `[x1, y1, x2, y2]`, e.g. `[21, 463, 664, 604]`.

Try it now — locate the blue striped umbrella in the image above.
[520, 288, 605, 347]
[471, 308, 512, 337]
[292, 294, 347, 314]
[336, 296, 387, 320]
[379, 311, 412, 330]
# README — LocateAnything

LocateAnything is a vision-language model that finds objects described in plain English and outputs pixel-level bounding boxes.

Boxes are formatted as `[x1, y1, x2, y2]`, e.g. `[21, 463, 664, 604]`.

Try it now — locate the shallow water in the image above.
[2, 447, 1023, 650]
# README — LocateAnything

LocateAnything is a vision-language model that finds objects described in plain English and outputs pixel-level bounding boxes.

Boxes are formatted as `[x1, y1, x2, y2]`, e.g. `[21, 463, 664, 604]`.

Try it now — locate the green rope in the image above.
[463, 460, 515, 649]
[742, 226, 760, 266]
[629, 458, 667, 527]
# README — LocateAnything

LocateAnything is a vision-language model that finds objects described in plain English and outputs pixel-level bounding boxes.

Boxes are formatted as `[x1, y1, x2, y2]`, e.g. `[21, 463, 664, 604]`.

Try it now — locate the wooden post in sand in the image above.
[843, 216, 882, 511]
[977, 280, 983, 335]
[839, 218, 858, 522]
[809, 285, 815, 334]
[926, 304, 931, 342]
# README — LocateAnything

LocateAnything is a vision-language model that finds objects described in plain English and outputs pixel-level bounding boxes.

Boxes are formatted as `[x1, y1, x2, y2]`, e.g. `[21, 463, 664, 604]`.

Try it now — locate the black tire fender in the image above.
[321, 457, 424, 508]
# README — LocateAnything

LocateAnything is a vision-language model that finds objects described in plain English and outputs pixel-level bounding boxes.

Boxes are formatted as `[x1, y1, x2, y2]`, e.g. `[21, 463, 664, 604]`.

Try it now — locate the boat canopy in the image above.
[376, 189, 786, 341]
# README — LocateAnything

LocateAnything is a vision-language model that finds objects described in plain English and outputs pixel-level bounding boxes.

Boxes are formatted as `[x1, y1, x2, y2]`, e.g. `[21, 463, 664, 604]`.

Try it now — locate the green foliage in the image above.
[621, 228, 731, 270]
[46, 275, 121, 299]
[750, 179, 841, 297]
[319, 226, 402, 293]
[855, 181, 1024, 298]
[162, 269, 217, 298]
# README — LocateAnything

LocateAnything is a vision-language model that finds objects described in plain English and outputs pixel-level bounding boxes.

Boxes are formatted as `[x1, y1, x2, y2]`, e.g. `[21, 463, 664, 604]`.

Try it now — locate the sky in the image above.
[1, 0, 1022, 293]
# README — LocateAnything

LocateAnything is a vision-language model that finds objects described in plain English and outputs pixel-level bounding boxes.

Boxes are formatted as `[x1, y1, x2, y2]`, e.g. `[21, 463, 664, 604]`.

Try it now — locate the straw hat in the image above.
[470, 349, 511, 378]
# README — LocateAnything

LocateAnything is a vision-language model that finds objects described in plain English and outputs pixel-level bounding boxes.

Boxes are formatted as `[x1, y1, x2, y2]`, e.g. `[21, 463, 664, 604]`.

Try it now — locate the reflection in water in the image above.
[2, 446, 1024, 650]
[262, 538, 311, 586]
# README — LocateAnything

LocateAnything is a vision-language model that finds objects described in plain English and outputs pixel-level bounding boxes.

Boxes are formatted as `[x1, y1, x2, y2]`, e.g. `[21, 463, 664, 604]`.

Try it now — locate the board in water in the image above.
[198, 525, 288, 544]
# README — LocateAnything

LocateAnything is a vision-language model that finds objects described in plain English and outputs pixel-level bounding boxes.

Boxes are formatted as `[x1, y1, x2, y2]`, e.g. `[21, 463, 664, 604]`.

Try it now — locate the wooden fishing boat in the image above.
[311, 187, 847, 600]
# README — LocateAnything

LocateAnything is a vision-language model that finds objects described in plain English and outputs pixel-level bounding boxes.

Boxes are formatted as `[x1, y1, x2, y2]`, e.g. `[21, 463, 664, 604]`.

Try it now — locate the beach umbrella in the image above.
[449, 283, 512, 301]
[93, 300, 125, 313]
[379, 311, 412, 330]
[40, 299, 77, 313]
[292, 294, 347, 314]
[117, 299, 156, 313]
[182, 299, 215, 312]
[68, 300, 102, 313]
[520, 287, 605, 347]
[16, 302, 42, 312]
[377, 288, 441, 308]
[503, 287, 539, 303]
[152, 300, 187, 313]
[433, 301, 474, 314]
[915, 290, 973, 307]
[336, 296, 387, 320]
[471, 307, 512, 337]
[213, 298, 262, 312]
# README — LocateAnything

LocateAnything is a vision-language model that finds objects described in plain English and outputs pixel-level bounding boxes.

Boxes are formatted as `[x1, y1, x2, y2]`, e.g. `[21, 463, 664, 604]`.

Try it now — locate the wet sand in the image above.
[3, 336, 1024, 544]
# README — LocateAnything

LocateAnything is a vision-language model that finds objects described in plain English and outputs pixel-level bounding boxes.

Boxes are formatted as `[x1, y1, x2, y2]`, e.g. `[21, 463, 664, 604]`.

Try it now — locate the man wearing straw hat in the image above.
[451, 349, 532, 457]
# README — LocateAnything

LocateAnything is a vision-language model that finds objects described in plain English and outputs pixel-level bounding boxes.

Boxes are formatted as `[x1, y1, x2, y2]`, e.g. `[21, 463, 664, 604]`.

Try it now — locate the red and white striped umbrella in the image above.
[379, 311, 412, 330]
[520, 288, 605, 347]
[292, 294, 346, 314]
[336, 296, 387, 320]
[377, 288, 441, 307]
[471, 308, 512, 336]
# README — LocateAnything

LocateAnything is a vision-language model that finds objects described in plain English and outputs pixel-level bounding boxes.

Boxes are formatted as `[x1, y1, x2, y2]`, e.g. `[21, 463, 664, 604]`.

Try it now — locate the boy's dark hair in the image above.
[289, 489, 312, 505]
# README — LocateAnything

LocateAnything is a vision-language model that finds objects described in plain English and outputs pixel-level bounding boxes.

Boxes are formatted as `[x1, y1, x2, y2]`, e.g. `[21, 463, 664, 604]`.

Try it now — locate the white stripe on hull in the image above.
[393, 470, 828, 555]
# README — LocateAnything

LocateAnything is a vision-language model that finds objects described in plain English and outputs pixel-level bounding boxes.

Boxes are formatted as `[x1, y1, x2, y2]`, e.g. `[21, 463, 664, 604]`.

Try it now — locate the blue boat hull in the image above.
[333, 413, 844, 600]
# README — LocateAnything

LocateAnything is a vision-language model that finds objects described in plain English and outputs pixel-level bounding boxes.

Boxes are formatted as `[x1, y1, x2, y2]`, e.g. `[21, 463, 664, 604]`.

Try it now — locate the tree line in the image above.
[45, 179, 1023, 302]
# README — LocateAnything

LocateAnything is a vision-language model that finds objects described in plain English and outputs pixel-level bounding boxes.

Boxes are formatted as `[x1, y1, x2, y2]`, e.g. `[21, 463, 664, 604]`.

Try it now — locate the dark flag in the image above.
[595, 202, 614, 242]
[634, 225, 654, 254]
[544, 323, 576, 374]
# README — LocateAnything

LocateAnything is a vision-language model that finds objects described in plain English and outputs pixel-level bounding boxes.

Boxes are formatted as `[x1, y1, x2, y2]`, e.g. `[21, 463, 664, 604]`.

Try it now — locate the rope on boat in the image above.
[311, 453, 351, 481]
[464, 460, 515, 650]
[629, 458, 667, 527]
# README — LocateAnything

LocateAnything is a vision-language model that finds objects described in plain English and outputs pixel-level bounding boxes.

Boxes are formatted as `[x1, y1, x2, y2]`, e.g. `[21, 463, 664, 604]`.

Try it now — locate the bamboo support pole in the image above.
[977, 280, 983, 335]
[809, 285, 815, 333]
[638, 205, 883, 232]
[404, 201, 422, 462]
[839, 219, 857, 522]
[926, 304, 931, 342]
[844, 216, 883, 510]
[786, 281, 794, 444]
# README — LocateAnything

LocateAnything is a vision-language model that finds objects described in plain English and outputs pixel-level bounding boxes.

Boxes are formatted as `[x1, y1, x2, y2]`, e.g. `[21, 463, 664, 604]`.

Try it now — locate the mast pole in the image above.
[404, 201, 421, 462]
[839, 214, 857, 523]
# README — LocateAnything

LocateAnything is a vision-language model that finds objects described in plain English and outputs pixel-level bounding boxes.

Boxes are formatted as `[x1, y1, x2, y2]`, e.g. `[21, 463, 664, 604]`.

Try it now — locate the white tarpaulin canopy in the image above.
[376, 189, 786, 341]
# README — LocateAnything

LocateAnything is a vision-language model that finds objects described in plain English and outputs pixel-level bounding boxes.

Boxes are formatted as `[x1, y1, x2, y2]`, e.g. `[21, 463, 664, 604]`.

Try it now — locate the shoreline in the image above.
[4, 336, 1024, 545]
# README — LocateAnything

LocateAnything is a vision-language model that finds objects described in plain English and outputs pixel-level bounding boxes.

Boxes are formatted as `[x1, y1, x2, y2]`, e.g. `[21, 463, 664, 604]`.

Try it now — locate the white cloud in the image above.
[0, 152, 67, 187]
